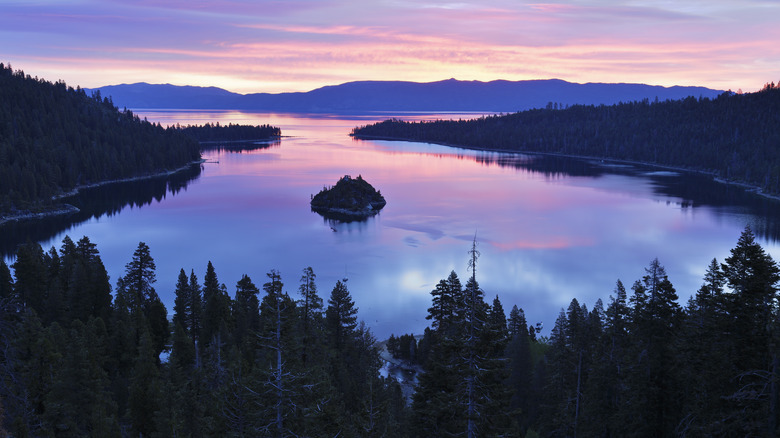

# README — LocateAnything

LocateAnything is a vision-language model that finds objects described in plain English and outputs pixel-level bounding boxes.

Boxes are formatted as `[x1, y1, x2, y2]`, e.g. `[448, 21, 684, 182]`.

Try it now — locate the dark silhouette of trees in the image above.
[0, 63, 201, 214]
[353, 85, 780, 194]
[3, 228, 780, 435]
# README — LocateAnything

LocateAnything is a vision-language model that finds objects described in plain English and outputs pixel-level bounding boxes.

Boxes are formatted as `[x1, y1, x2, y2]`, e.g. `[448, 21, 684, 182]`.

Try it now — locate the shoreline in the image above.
[352, 134, 780, 203]
[0, 160, 204, 227]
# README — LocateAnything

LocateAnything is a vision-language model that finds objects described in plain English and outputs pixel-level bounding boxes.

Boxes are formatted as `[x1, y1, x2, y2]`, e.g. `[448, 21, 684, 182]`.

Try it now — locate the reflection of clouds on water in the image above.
[404, 236, 421, 247]
[11, 111, 780, 341]
[384, 219, 446, 241]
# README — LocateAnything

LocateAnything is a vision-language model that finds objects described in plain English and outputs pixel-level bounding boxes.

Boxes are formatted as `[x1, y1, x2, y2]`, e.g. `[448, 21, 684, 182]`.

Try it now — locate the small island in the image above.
[311, 175, 387, 221]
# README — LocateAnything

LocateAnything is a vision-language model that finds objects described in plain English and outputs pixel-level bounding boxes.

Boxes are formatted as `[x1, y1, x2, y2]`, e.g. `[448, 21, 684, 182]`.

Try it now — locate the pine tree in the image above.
[255, 270, 306, 436]
[624, 258, 682, 437]
[676, 258, 734, 436]
[233, 274, 260, 352]
[463, 237, 485, 438]
[721, 226, 780, 435]
[124, 242, 157, 311]
[189, 269, 203, 346]
[0, 260, 13, 302]
[173, 268, 191, 333]
[325, 278, 363, 420]
[11, 241, 47, 313]
[298, 266, 323, 367]
[128, 328, 162, 437]
[427, 275, 457, 333]
[43, 319, 119, 436]
[74, 236, 112, 322]
[506, 305, 533, 431]
[202, 261, 231, 347]
[582, 280, 630, 436]
[326, 279, 358, 353]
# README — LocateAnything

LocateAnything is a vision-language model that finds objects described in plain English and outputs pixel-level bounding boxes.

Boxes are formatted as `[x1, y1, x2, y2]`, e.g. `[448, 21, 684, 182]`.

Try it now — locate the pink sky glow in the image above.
[1, 0, 778, 93]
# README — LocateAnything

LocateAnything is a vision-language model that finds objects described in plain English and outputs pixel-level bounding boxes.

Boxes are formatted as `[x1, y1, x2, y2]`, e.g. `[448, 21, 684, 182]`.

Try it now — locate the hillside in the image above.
[0, 64, 201, 216]
[352, 84, 780, 195]
[89, 79, 722, 113]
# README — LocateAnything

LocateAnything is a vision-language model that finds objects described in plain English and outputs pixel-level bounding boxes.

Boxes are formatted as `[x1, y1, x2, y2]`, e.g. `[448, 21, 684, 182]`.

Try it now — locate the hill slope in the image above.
[90, 79, 722, 113]
[0, 64, 201, 216]
[352, 85, 780, 194]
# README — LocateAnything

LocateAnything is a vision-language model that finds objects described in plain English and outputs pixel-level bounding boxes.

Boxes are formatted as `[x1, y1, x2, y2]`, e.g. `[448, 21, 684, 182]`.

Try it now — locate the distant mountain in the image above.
[90, 79, 724, 113]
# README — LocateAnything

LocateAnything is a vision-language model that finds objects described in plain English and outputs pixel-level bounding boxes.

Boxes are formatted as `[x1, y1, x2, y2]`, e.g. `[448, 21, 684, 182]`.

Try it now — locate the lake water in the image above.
[5, 110, 780, 339]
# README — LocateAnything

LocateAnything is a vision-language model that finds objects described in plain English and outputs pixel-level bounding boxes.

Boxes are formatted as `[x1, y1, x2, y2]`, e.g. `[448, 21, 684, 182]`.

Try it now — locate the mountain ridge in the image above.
[90, 78, 724, 113]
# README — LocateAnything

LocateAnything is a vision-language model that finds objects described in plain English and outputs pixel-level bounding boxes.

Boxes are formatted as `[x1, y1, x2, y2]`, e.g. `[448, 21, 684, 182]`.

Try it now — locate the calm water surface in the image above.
[5, 110, 780, 339]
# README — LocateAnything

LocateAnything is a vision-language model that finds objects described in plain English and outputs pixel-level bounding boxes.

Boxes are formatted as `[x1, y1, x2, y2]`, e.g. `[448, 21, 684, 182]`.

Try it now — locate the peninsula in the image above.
[310, 175, 386, 221]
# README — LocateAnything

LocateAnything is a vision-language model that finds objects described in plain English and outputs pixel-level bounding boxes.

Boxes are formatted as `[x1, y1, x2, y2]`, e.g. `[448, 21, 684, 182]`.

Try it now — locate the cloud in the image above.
[2, 0, 778, 93]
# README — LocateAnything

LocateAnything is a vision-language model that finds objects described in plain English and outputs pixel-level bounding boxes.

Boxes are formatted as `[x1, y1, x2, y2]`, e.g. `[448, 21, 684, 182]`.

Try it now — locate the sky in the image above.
[1, 0, 779, 94]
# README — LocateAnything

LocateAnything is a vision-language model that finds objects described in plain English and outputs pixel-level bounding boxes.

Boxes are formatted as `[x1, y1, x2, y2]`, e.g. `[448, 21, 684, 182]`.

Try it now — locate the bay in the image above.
[4, 109, 780, 339]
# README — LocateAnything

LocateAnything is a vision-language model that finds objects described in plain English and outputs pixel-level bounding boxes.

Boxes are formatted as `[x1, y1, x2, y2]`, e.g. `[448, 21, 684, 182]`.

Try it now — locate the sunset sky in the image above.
[2, 0, 778, 94]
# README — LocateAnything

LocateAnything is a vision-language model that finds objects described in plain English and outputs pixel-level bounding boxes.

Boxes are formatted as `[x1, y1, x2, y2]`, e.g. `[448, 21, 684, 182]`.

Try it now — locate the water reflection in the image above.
[201, 139, 281, 153]
[472, 151, 780, 242]
[6, 110, 780, 341]
[0, 164, 202, 257]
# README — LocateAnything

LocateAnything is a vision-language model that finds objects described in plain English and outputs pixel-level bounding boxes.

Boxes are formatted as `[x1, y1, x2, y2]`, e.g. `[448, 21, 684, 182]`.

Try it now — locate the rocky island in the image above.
[310, 175, 387, 221]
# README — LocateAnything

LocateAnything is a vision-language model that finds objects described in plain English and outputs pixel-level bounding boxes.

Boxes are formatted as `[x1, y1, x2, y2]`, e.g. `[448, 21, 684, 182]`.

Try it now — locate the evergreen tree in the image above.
[624, 258, 682, 437]
[234, 274, 261, 346]
[11, 242, 47, 313]
[326, 279, 358, 353]
[189, 269, 203, 346]
[128, 328, 162, 437]
[0, 260, 13, 302]
[173, 269, 190, 333]
[583, 280, 630, 436]
[74, 236, 112, 323]
[721, 226, 780, 435]
[256, 270, 301, 436]
[506, 305, 533, 432]
[43, 319, 119, 436]
[325, 278, 364, 419]
[427, 276, 457, 333]
[124, 242, 157, 311]
[202, 261, 231, 347]
[298, 266, 323, 366]
[676, 258, 734, 436]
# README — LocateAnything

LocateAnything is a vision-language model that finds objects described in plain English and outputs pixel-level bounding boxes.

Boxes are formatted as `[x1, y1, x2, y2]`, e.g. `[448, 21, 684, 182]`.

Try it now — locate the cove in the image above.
[4, 110, 780, 340]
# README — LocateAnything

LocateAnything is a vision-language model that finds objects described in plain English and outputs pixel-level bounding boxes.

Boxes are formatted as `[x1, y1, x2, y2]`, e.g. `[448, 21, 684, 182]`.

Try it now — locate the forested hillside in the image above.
[0, 64, 201, 214]
[2, 228, 779, 436]
[353, 84, 780, 194]
[176, 123, 281, 143]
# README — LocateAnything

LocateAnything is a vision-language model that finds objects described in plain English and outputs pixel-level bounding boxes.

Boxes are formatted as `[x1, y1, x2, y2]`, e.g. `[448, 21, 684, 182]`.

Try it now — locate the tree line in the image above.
[378, 227, 780, 437]
[0, 237, 406, 436]
[2, 227, 779, 436]
[352, 83, 780, 195]
[0, 64, 202, 214]
[174, 123, 281, 144]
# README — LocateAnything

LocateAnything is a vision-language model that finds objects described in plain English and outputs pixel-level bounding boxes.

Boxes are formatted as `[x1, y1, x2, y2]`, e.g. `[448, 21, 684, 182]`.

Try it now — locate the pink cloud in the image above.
[2, 0, 778, 93]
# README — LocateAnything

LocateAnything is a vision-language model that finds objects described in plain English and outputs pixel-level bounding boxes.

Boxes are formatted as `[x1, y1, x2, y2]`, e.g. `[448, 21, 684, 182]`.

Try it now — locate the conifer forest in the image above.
[1, 227, 779, 436]
[352, 84, 780, 195]
[4, 65, 780, 437]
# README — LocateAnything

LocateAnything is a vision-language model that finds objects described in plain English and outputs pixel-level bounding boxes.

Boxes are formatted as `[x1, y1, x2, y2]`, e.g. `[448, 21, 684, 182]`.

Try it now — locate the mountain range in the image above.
[89, 78, 724, 113]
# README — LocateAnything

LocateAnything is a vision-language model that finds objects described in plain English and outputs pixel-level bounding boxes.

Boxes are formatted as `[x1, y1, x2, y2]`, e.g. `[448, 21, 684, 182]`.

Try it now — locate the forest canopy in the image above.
[352, 83, 780, 195]
[175, 122, 280, 143]
[0, 64, 201, 215]
[2, 228, 779, 436]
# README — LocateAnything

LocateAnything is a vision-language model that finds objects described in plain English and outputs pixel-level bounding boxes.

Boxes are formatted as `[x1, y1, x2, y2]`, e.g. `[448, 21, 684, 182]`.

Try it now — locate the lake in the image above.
[5, 110, 780, 339]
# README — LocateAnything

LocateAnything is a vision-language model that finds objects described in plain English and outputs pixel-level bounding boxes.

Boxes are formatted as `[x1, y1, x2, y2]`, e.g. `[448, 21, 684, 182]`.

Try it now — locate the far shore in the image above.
[0, 160, 204, 227]
[352, 133, 780, 203]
